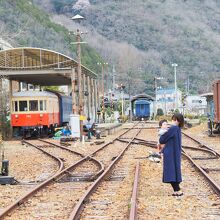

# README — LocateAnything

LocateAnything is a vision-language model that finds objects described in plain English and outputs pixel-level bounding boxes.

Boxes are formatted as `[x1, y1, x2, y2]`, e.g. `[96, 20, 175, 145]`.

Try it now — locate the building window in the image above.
[192, 100, 200, 103]
[29, 100, 38, 111]
[19, 101, 28, 111]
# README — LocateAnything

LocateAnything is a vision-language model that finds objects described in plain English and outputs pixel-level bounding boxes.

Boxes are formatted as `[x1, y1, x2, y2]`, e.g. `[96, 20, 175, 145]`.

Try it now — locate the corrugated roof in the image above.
[131, 94, 154, 102]
[13, 91, 57, 98]
[0, 47, 97, 86]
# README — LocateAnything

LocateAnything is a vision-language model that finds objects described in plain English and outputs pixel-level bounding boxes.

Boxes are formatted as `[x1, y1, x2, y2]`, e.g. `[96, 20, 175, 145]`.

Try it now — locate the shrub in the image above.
[157, 108, 164, 116]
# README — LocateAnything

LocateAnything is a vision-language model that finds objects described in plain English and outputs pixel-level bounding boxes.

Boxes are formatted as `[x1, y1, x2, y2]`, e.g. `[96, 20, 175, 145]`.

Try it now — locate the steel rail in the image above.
[0, 156, 102, 218]
[122, 139, 218, 160]
[131, 137, 218, 156]
[38, 139, 84, 157]
[87, 122, 141, 157]
[129, 162, 140, 220]
[182, 151, 220, 196]
[125, 136, 220, 197]
[37, 139, 104, 170]
[0, 123, 140, 218]
[0, 143, 104, 218]
[124, 127, 159, 130]
[68, 127, 143, 220]
[181, 145, 217, 157]
[182, 131, 220, 157]
[22, 140, 64, 174]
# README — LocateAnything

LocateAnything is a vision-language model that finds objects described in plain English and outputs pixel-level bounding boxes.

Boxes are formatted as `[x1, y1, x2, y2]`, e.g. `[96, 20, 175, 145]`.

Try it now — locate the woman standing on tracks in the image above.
[159, 113, 184, 196]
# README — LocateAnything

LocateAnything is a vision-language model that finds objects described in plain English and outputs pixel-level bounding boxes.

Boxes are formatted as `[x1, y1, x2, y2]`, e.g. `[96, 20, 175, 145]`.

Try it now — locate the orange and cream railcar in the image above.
[11, 91, 60, 131]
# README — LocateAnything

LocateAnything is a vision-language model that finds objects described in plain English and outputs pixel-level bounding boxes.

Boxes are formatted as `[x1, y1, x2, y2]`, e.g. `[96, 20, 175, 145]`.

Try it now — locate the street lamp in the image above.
[71, 14, 86, 140]
[154, 77, 163, 117]
[120, 84, 125, 118]
[97, 62, 108, 123]
[172, 63, 178, 109]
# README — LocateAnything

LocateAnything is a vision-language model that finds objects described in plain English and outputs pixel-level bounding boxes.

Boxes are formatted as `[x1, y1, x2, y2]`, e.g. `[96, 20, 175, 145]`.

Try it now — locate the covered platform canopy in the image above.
[0, 47, 97, 86]
[131, 94, 154, 103]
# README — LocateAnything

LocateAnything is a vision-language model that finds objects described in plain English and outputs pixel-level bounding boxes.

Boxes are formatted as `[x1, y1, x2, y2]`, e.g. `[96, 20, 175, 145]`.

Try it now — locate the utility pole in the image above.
[172, 63, 178, 109]
[187, 75, 190, 95]
[112, 65, 116, 94]
[97, 62, 108, 123]
[71, 68, 77, 114]
[154, 77, 157, 117]
[0, 77, 3, 142]
[71, 14, 87, 139]
[154, 77, 163, 117]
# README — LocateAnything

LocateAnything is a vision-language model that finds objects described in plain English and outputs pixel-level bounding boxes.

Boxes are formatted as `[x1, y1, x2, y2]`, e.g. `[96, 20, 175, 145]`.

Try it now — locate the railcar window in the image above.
[13, 101, 18, 112]
[29, 100, 38, 111]
[40, 100, 43, 111]
[19, 101, 28, 111]
[44, 100, 47, 110]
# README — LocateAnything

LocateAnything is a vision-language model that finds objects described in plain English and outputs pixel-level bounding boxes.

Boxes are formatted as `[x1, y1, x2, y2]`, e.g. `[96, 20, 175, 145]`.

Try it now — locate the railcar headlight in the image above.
[40, 114, 43, 118]
[15, 114, 19, 118]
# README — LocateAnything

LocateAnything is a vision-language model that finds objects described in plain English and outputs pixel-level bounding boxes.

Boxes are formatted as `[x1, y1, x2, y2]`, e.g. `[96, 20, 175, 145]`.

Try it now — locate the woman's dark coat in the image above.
[159, 125, 182, 183]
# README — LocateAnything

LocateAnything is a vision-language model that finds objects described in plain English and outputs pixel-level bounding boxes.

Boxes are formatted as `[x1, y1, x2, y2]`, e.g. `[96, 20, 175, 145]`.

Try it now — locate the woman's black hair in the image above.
[172, 113, 184, 128]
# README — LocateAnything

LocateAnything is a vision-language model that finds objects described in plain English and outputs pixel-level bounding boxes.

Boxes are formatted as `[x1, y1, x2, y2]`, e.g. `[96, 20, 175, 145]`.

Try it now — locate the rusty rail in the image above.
[129, 162, 140, 220]
[68, 126, 143, 220]
[38, 139, 84, 157]
[182, 131, 220, 157]
[22, 140, 64, 174]
[182, 151, 220, 196]
[0, 142, 103, 218]
[119, 135, 220, 199]
[0, 122, 140, 218]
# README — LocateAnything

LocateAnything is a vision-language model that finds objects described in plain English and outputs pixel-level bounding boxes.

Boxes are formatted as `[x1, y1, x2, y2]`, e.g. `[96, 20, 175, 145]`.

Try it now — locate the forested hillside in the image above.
[33, 0, 220, 95]
[0, 0, 102, 73]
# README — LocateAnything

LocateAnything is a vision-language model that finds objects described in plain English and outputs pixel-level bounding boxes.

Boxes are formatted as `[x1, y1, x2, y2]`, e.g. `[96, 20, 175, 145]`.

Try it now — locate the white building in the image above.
[185, 95, 207, 115]
[156, 88, 182, 114]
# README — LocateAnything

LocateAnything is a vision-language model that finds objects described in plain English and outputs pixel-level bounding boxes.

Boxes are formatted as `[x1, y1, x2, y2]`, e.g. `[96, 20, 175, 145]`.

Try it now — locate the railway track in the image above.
[23, 139, 83, 169]
[69, 123, 144, 220]
[0, 123, 141, 219]
[72, 124, 220, 220]
[181, 132, 220, 195]
[2, 122, 219, 219]
[0, 140, 64, 213]
[127, 133, 220, 197]
[0, 139, 103, 219]
[124, 128, 220, 220]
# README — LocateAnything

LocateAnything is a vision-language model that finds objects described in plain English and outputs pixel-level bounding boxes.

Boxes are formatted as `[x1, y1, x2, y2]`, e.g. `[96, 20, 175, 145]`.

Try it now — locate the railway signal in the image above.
[0, 132, 14, 184]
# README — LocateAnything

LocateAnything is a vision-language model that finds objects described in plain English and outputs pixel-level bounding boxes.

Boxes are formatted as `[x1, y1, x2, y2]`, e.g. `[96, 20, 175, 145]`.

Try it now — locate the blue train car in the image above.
[46, 90, 72, 126]
[134, 99, 151, 119]
[131, 94, 154, 120]
[59, 95, 72, 125]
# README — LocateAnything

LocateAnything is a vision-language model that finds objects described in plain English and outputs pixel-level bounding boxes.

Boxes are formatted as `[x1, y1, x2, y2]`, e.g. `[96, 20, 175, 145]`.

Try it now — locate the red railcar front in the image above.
[11, 91, 60, 134]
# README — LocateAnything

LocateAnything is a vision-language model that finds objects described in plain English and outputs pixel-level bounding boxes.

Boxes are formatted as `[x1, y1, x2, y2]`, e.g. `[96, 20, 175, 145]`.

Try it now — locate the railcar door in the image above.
[145, 103, 150, 117]
[140, 104, 146, 116]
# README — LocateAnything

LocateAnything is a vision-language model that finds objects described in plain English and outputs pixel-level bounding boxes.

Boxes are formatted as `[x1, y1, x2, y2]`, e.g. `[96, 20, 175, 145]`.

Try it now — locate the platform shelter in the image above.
[0, 47, 99, 122]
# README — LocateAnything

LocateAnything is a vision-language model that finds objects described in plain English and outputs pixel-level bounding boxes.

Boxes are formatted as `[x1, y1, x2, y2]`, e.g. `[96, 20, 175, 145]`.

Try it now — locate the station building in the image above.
[184, 95, 207, 115]
[156, 88, 182, 114]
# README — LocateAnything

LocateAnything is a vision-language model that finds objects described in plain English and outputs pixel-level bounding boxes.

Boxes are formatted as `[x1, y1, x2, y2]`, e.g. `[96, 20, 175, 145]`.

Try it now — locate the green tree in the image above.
[157, 108, 164, 116]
